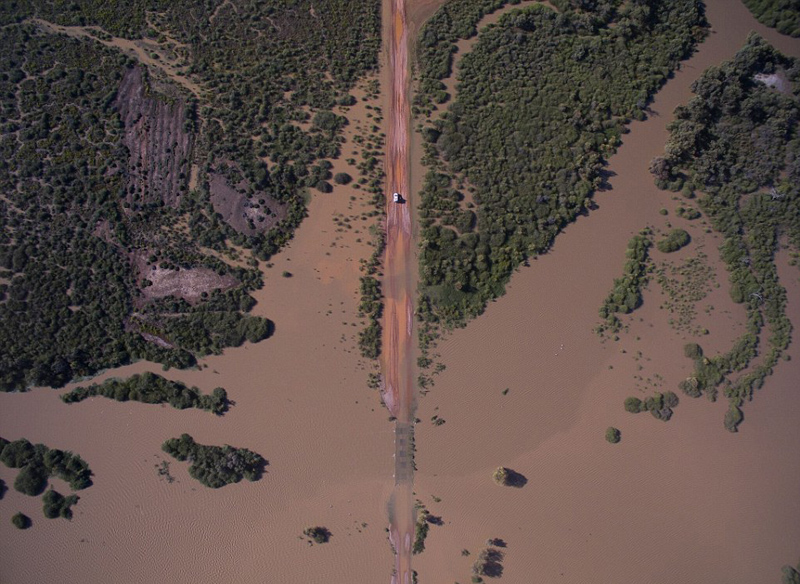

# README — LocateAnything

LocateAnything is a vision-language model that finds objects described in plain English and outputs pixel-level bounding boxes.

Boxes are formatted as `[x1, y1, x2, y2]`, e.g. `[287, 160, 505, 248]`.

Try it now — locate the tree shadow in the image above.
[505, 469, 528, 488]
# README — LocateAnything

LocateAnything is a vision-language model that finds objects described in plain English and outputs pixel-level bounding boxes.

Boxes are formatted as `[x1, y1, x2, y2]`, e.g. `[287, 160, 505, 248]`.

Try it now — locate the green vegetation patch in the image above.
[0, 437, 93, 496]
[42, 489, 79, 520]
[161, 434, 267, 488]
[656, 228, 691, 253]
[605, 426, 621, 443]
[61, 372, 230, 415]
[743, 0, 800, 37]
[597, 231, 652, 335]
[415, 0, 707, 335]
[655, 35, 800, 432]
[12, 512, 32, 529]
[624, 391, 679, 421]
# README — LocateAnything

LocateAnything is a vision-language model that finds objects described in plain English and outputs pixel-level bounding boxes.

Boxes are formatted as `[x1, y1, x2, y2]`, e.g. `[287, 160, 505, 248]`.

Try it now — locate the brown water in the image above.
[0, 98, 395, 582]
[411, 1, 800, 582]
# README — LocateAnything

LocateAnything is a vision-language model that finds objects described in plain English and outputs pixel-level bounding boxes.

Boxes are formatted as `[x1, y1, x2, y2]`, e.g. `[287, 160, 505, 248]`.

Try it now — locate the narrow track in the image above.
[382, 0, 415, 581]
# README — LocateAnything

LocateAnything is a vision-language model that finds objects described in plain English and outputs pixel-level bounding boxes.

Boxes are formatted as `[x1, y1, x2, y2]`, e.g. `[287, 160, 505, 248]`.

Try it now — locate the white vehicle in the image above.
[393, 192, 403, 203]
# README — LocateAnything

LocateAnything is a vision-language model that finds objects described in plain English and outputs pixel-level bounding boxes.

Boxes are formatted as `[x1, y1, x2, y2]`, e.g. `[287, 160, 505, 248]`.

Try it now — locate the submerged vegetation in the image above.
[61, 372, 230, 415]
[303, 526, 332, 545]
[0, 0, 381, 391]
[161, 434, 267, 489]
[654, 34, 800, 432]
[743, 0, 800, 37]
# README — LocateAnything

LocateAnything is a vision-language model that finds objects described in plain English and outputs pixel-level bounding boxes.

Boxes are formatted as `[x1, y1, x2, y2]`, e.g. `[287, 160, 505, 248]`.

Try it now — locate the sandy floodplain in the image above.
[410, 0, 800, 582]
[0, 79, 395, 583]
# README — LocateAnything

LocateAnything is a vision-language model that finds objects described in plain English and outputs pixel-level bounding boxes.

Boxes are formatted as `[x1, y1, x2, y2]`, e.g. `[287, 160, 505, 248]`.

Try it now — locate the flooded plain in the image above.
[1, 1, 799, 583]
[0, 86, 395, 583]
[412, 0, 800, 582]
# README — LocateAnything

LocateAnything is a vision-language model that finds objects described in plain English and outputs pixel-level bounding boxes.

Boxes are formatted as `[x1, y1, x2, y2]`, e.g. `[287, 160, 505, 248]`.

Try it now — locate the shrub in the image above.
[316, 180, 333, 193]
[333, 172, 352, 185]
[491, 467, 527, 487]
[11, 512, 31, 529]
[683, 343, 703, 359]
[624, 397, 644, 413]
[656, 229, 690, 253]
[724, 406, 744, 433]
[605, 427, 621, 444]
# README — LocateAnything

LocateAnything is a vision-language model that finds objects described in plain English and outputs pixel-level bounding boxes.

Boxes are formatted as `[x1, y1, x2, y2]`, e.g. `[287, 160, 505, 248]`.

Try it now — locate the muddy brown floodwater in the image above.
[0, 86, 395, 583]
[412, 1, 800, 583]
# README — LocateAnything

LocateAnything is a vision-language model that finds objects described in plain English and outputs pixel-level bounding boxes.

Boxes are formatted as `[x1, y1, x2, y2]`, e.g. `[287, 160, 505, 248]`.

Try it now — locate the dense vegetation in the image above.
[0, 437, 93, 495]
[0, 437, 91, 520]
[654, 35, 799, 432]
[161, 433, 266, 488]
[415, 0, 707, 339]
[61, 372, 229, 415]
[597, 232, 652, 335]
[42, 489, 79, 519]
[743, 0, 800, 37]
[0, 1, 381, 390]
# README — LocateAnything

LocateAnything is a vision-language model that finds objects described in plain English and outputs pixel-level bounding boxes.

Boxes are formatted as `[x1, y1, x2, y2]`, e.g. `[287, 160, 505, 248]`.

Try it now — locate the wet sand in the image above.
[412, 1, 800, 582]
[0, 98, 394, 583]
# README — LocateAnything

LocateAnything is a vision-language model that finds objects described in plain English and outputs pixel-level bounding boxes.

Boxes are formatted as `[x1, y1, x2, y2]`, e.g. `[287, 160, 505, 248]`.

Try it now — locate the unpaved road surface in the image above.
[383, 0, 415, 581]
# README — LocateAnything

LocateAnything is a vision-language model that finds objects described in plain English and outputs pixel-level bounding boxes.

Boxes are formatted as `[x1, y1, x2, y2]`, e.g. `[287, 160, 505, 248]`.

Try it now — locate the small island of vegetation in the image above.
[161, 434, 267, 489]
[61, 372, 230, 415]
[597, 232, 652, 335]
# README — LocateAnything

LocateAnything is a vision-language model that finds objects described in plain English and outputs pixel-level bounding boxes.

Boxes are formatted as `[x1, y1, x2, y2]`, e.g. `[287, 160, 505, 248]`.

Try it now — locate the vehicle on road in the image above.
[393, 192, 404, 203]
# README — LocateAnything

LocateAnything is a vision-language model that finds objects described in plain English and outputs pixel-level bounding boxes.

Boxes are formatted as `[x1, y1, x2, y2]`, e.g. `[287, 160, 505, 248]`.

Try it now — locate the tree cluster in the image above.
[597, 231, 652, 335]
[415, 0, 707, 330]
[743, 0, 800, 37]
[61, 372, 230, 415]
[0, 0, 381, 389]
[161, 433, 267, 489]
[0, 437, 93, 496]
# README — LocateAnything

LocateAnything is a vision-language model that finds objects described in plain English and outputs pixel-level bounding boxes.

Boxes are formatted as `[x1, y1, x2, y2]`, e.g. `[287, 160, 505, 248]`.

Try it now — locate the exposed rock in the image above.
[115, 66, 192, 208]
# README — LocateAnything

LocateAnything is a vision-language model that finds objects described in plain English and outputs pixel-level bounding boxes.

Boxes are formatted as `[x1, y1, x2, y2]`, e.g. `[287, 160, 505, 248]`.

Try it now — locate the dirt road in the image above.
[382, 0, 415, 581]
